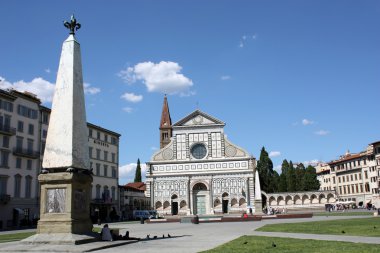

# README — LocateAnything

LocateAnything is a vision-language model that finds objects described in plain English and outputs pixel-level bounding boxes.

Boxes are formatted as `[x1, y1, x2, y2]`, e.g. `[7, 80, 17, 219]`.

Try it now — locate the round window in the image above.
[191, 143, 207, 159]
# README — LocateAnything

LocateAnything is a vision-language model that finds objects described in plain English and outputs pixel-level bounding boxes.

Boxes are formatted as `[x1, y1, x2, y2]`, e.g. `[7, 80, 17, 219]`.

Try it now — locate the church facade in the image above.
[145, 97, 261, 216]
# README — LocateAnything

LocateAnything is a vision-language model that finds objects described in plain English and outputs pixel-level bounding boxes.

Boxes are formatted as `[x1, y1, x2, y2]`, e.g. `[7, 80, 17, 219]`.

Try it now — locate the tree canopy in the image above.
[134, 158, 142, 183]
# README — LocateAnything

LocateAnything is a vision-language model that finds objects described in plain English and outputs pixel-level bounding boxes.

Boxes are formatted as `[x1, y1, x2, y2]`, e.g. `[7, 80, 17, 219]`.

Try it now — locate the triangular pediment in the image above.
[173, 110, 225, 127]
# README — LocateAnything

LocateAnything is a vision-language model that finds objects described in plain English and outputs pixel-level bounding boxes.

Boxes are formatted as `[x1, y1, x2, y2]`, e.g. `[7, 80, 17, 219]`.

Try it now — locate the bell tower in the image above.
[159, 95, 172, 149]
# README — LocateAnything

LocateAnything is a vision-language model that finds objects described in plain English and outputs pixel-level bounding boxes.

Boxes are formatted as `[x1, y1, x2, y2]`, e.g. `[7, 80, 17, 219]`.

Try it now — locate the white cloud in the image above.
[274, 165, 281, 173]
[122, 107, 133, 113]
[84, 83, 101, 95]
[239, 34, 257, 48]
[302, 159, 320, 167]
[315, 130, 330, 136]
[151, 146, 158, 151]
[0, 76, 55, 103]
[239, 41, 244, 48]
[121, 92, 143, 103]
[119, 162, 147, 184]
[221, 75, 231, 81]
[45, 68, 51, 73]
[0, 76, 100, 103]
[118, 61, 193, 95]
[269, 151, 281, 157]
[302, 119, 314, 126]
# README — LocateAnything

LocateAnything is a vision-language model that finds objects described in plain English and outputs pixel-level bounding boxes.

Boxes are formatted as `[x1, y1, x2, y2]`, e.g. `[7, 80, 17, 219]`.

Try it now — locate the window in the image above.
[17, 121, 24, 132]
[111, 186, 116, 201]
[27, 139, 33, 152]
[96, 149, 100, 160]
[16, 158, 22, 169]
[17, 105, 37, 119]
[0, 151, 9, 168]
[365, 183, 370, 192]
[104, 134, 108, 142]
[14, 174, 21, 198]
[104, 151, 108, 161]
[111, 153, 116, 163]
[111, 137, 117, 145]
[350, 175, 353, 181]
[112, 167, 116, 178]
[104, 165, 108, 177]
[89, 147, 93, 158]
[89, 128, 93, 138]
[364, 171, 368, 179]
[2, 136, 9, 148]
[90, 162, 93, 170]
[96, 185, 101, 199]
[42, 130, 47, 138]
[25, 176, 32, 198]
[191, 143, 207, 159]
[28, 124, 34, 135]
[41, 141, 46, 155]
[27, 160, 32, 170]
[0, 99, 13, 112]
[42, 112, 49, 124]
[97, 131, 100, 140]
[355, 174, 357, 180]
[0, 176, 8, 194]
[96, 163, 100, 176]
[16, 136, 23, 150]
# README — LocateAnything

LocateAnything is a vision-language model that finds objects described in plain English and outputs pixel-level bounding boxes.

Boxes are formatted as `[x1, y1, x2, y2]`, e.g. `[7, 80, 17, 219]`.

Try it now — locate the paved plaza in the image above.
[0, 215, 378, 252]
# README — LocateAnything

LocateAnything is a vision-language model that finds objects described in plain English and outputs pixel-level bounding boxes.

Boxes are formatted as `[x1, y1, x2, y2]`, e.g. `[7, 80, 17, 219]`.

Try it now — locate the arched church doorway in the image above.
[193, 183, 207, 215]
[171, 194, 179, 215]
[222, 192, 229, 214]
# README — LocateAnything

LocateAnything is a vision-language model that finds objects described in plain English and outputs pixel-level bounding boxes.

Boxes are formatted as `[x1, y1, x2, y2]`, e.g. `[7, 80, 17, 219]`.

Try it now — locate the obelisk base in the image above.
[23, 171, 95, 244]
[254, 199, 263, 214]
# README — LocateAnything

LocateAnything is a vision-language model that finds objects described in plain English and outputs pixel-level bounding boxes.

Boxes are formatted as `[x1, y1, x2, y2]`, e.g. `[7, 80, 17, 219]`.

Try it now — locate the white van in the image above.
[133, 210, 157, 220]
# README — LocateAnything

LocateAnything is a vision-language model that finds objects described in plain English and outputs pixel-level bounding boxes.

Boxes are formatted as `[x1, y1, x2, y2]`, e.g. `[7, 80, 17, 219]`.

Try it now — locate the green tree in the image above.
[134, 158, 142, 182]
[278, 160, 289, 192]
[304, 165, 320, 190]
[295, 163, 306, 191]
[286, 161, 296, 192]
[256, 147, 276, 193]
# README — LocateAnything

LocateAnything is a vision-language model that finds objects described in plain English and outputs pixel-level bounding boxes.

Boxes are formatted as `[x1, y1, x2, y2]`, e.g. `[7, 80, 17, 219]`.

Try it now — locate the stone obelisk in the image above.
[23, 15, 94, 244]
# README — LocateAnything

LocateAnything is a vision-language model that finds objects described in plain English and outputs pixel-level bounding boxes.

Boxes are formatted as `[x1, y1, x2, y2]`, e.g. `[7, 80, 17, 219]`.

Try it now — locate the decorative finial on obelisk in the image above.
[63, 14, 81, 35]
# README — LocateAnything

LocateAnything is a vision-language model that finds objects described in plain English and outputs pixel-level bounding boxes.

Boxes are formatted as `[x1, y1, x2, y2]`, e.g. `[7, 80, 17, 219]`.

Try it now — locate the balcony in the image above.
[0, 125, 16, 136]
[13, 148, 40, 159]
[0, 194, 11, 204]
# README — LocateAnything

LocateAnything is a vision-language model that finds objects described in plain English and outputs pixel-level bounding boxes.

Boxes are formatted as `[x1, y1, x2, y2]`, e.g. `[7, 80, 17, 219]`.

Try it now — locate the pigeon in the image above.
[153, 236, 157, 239]
[374, 226, 377, 229]
[272, 242, 276, 247]
[146, 234, 150, 239]
[243, 242, 248, 244]
[341, 230, 345, 234]
[168, 234, 171, 238]
[162, 234, 165, 238]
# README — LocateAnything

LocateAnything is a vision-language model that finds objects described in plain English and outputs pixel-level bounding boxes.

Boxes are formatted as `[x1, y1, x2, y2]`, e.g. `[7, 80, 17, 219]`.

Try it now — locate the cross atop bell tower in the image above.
[159, 95, 172, 149]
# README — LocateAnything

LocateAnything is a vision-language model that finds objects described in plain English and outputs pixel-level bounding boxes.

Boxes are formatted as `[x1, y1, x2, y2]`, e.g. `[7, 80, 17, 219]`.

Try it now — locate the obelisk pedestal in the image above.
[254, 169, 263, 214]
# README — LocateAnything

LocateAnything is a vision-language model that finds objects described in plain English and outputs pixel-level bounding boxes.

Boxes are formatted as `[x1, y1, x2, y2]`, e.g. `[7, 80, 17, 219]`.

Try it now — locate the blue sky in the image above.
[1, 1, 379, 184]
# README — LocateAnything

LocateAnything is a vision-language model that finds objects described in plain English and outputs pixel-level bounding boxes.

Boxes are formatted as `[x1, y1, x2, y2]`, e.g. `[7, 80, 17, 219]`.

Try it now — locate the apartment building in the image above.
[0, 89, 120, 229]
[316, 141, 380, 207]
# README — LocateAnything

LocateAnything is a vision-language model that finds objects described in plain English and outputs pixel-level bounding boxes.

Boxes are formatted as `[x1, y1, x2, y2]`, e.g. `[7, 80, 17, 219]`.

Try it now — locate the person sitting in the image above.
[101, 224, 113, 241]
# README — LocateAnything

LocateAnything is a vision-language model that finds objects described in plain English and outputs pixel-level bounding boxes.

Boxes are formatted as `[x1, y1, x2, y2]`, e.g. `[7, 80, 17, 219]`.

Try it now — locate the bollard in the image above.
[193, 215, 199, 224]
[140, 217, 144, 224]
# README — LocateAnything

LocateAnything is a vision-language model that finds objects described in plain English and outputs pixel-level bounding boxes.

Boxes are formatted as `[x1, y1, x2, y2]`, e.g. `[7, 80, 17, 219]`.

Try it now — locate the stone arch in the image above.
[231, 198, 238, 207]
[302, 195, 310, 204]
[180, 200, 187, 210]
[327, 193, 335, 203]
[155, 201, 163, 210]
[294, 195, 301, 205]
[285, 195, 293, 205]
[319, 194, 327, 204]
[193, 182, 208, 191]
[214, 198, 221, 208]
[277, 196, 285, 206]
[222, 192, 229, 199]
[239, 198, 247, 208]
[310, 194, 318, 204]
[269, 196, 276, 206]
[171, 194, 179, 201]
[163, 201, 170, 210]
[191, 181, 209, 190]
